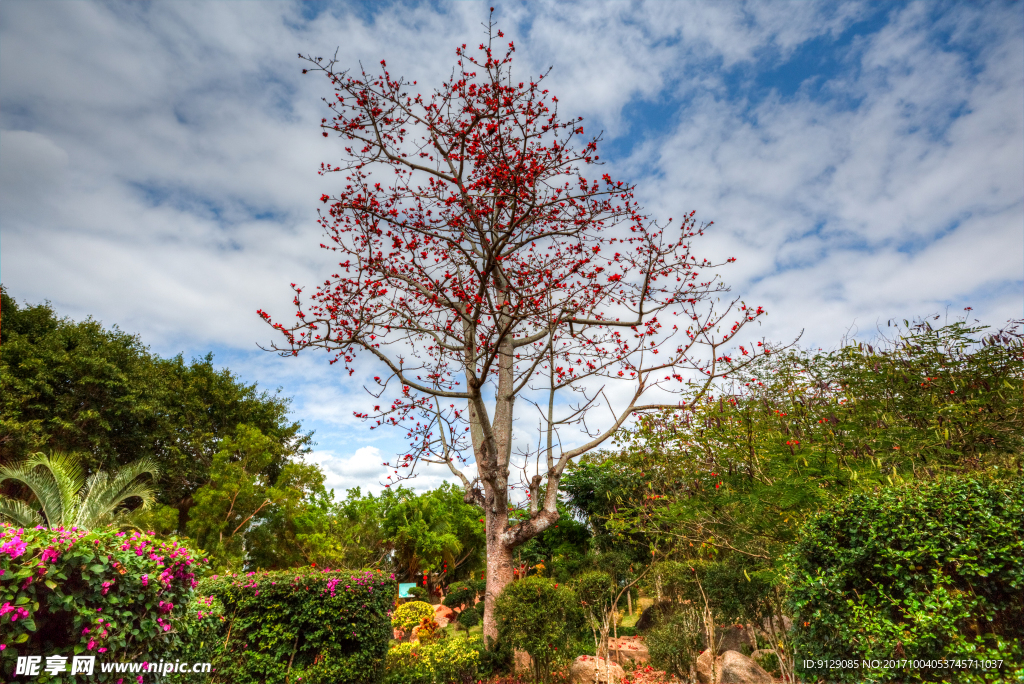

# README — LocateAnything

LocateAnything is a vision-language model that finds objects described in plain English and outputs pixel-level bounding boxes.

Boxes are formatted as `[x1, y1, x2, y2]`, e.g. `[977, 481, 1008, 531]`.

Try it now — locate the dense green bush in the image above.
[789, 476, 1024, 682]
[495, 576, 584, 683]
[384, 635, 480, 684]
[392, 600, 436, 633]
[173, 567, 396, 684]
[0, 524, 203, 682]
[645, 607, 702, 680]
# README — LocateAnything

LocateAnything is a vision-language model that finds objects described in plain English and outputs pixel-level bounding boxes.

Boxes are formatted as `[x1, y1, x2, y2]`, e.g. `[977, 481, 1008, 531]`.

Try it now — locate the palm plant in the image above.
[0, 451, 158, 530]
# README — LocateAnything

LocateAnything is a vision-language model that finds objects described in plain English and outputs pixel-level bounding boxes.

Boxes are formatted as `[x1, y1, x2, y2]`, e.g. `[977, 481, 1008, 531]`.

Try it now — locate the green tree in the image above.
[381, 482, 486, 586]
[0, 451, 157, 529]
[186, 424, 319, 571]
[0, 287, 312, 534]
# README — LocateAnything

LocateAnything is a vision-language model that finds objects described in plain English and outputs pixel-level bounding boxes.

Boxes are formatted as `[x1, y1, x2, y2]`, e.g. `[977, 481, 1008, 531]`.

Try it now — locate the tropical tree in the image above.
[0, 451, 158, 530]
[261, 13, 767, 641]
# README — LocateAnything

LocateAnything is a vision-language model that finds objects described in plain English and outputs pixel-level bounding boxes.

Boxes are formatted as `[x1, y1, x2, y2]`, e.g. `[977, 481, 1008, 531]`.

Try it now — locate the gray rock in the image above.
[696, 649, 773, 683]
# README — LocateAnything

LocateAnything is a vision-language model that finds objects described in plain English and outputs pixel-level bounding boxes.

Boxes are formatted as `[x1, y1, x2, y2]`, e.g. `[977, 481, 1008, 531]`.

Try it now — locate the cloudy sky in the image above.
[2, 1, 1021, 496]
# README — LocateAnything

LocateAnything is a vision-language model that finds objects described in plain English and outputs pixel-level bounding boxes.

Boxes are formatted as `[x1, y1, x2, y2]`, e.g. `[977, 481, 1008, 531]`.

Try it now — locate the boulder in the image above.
[696, 650, 772, 684]
[514, 649, 534, 673]
[608, 636, 650, 665]
[570, 656, 625, 684]
[635, 599, 677, 632]
[706, 623, 757, 654]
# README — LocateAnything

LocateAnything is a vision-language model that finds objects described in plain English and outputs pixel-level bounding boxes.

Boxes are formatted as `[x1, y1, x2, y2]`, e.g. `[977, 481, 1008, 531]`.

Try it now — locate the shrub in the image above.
[173, 567, 396, 684]
[384, 635, 480, 684]
[789, 476, 1024, 683]
[393, 600, 437, 633]
[645, 607, 702, 680]
[442, 580, 483, 612]
[494, 576, 584, 683]
[0, 524, 203, 682]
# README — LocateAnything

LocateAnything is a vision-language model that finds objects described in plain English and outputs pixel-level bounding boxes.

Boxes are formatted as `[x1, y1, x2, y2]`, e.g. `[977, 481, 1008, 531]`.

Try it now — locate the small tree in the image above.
[262, 11, 768, 641]
[495, 576, 584, 683]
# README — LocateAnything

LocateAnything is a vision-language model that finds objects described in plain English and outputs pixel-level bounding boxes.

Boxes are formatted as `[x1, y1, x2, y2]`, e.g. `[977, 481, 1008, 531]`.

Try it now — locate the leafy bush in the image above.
[173, 567, 396, 684]
[384, 635, 480, 684]
[789, 476, 1024, 682]
[442, 580, 483, 612]
[495, 576, 584, 683]
[645, 607, 702, 680]
[455, 603, 480, 633]
[393, 600, 436, 633]
[0, 524, 203, 682]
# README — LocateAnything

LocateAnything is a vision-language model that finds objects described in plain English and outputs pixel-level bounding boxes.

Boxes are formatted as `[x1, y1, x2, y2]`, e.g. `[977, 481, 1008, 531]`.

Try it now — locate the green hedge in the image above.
[789, 476, 1024, 682]
[0, 524, 203, 683]
[174, 568, 396, 684]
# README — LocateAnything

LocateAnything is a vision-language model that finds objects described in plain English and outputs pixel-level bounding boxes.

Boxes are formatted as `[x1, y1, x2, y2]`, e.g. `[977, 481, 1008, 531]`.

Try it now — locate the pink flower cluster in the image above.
[0, 602, 29, 622]
[0, 529, 27, 559]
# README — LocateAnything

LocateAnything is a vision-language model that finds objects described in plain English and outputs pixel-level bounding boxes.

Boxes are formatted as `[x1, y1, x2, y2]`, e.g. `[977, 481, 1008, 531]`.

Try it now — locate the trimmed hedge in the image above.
[789, 476, 1024, 683]
[174, 567, 396, 684]
[0, 524, 203, 682]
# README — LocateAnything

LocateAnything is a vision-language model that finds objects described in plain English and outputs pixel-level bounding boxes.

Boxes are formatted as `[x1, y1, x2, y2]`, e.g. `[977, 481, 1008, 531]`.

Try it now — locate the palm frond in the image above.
[76, 458, 158, 529]
[0, 456, 65, 527]
[25, 451, 86, 526]
[0, 495, 45, 528]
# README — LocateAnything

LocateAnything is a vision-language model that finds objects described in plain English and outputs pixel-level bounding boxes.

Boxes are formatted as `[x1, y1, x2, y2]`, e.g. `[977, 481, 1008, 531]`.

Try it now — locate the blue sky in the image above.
[2, 1, 1021, 496]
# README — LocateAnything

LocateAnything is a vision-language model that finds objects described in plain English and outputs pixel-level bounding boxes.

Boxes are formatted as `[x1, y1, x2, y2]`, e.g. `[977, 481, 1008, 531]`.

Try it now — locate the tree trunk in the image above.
[482, 523, 514, 645]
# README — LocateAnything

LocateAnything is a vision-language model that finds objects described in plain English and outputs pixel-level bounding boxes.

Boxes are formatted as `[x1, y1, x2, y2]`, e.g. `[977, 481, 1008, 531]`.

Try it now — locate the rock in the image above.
[696, 650, 773, 684]
[706, 623, 757, 654]
[696, 650, 717, 684]
[719, 650, 772, 683]
[514, 649, 534, 673]
[433, 603, 455, 628]
[608, 636, 650, 665]
[570, 655, 625, 684]
[635, 599, 677, 632]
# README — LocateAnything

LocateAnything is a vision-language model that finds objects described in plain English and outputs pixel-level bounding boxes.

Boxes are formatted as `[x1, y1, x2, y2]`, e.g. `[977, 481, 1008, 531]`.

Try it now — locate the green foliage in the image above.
[381, 483, 485, 582]
[606, 318, 1023, 563]
[513, 502, 594, 583]
[789, 476, 1024, 682]
[442, 580, 483, 612]
[393, 601, 437, 633]
[186, 425, 325, 572]
[0, 524, 203, 682]
[645, 607, 702, 680]
[0, 288, 311, 535]
[494, 576, 584, 683]
[174, 568, 396, 684]
[384, 636, 480, 684]
[0, 451, 158, 530]
[455, 604, 481, 633]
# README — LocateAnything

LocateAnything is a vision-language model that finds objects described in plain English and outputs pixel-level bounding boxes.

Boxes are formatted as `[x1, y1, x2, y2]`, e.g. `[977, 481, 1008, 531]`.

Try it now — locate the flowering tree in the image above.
[261, 14, 768, 641]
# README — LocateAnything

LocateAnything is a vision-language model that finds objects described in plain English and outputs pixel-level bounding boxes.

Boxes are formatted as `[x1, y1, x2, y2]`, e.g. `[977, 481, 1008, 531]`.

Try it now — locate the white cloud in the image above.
[1, 0, 1020, 486]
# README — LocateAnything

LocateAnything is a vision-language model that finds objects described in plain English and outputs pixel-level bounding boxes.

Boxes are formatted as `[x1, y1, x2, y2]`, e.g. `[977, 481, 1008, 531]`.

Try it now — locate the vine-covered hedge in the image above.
[174, 568, 396, 684]
[0, 524, 203, 682]
[789, 476, 1024, 682]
